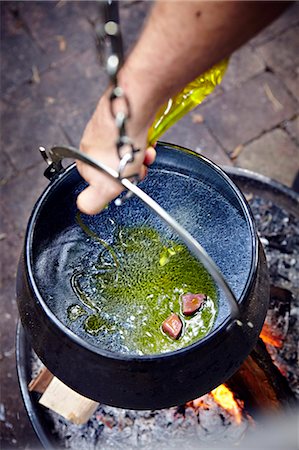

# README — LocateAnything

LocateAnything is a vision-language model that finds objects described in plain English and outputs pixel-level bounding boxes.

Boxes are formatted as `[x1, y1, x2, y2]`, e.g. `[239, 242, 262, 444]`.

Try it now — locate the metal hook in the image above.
[39, 146, 52, 166]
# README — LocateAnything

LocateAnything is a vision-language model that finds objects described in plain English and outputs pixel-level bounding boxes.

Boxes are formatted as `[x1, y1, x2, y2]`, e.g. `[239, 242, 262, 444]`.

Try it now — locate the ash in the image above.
[49, 401, 248, 450]
[250, 196, 299, 291]
[30, 195, 298, 449]
[247, 195, 299, 398]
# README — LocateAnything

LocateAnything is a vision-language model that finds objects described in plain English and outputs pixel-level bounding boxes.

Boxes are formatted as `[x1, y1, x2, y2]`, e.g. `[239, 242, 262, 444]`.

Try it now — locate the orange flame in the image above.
[260, 323, 283, 348]
[211, 384, 243, 424]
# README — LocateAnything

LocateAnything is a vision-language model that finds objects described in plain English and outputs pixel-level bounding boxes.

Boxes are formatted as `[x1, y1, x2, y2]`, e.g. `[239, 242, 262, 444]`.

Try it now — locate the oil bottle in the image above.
[148, 59, 228, 145]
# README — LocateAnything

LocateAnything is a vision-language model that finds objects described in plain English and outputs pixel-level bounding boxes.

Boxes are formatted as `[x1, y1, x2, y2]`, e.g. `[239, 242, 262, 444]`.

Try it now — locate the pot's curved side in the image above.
[16, 240, 269, 410]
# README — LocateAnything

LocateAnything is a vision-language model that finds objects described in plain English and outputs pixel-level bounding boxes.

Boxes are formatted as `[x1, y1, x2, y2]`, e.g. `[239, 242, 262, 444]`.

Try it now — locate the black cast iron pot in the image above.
[16, 142, 269, 410]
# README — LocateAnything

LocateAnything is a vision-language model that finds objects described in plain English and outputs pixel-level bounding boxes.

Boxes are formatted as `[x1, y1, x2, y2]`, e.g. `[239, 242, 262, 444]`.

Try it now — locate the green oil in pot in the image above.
[69, 216, 218, 355]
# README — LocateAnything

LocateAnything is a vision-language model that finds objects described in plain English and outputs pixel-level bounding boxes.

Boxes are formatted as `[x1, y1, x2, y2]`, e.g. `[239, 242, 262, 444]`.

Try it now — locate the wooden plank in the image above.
[39, 377, 99, 425]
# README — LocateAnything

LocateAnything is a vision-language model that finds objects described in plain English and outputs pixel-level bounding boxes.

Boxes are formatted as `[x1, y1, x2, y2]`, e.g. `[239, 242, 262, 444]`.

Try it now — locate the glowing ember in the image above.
[211, 384, 243, 424]
[260, 323, 284, 348]
[190, 397, 210, 409]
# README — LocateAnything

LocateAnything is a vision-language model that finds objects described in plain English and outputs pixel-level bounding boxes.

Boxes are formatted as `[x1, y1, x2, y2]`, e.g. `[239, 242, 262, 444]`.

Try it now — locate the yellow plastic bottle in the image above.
[148, 59, 228, 145]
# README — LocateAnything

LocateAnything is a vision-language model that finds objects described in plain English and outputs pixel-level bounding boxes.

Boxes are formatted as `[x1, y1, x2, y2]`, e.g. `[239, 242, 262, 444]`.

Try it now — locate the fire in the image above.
[260, 322, 283, 348]
[211, 384, 243, 424]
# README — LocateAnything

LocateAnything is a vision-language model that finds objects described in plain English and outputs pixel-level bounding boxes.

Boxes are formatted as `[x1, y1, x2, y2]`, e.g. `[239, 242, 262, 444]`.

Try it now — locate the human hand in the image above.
[76, 92, 156, 215]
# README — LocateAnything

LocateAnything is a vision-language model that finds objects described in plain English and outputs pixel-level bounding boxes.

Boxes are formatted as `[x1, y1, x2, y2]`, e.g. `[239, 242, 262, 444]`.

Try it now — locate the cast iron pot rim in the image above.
[24, 142, 258, 362]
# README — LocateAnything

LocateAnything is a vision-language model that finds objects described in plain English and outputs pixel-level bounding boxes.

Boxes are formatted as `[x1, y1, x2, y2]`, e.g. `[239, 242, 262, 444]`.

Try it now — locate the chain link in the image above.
[95, 1, 141, 205]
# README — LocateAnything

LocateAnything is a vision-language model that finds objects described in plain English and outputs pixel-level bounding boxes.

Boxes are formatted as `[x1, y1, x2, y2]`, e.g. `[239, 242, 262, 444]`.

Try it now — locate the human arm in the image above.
[77, 1, 289, 215]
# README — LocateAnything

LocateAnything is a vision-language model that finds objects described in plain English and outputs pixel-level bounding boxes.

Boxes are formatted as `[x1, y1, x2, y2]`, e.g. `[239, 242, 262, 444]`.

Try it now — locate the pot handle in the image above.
[40, 146, 65, 181]
[40, 144, 249, 327]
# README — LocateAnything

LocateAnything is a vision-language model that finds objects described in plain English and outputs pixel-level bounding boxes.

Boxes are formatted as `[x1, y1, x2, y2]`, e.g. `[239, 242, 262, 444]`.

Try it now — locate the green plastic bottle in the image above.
[148, 59, 228, 145]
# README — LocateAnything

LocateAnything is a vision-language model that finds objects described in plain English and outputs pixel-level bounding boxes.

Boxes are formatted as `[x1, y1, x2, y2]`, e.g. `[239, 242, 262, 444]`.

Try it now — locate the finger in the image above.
[143, 146, 156, 166]
[77, 182, 122, 215]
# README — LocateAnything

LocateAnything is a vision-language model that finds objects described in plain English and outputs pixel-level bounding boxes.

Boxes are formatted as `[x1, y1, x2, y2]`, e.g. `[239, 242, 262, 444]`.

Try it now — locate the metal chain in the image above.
[95, 0, 141, 205]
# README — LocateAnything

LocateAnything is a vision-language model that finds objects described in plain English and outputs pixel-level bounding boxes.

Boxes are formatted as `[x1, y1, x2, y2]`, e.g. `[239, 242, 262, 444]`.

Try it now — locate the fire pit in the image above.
[16, 167, 298, 449]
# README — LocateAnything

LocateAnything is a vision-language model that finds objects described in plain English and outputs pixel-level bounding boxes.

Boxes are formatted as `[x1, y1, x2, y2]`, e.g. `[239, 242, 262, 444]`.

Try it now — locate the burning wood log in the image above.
[227, 338, 295, 413]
